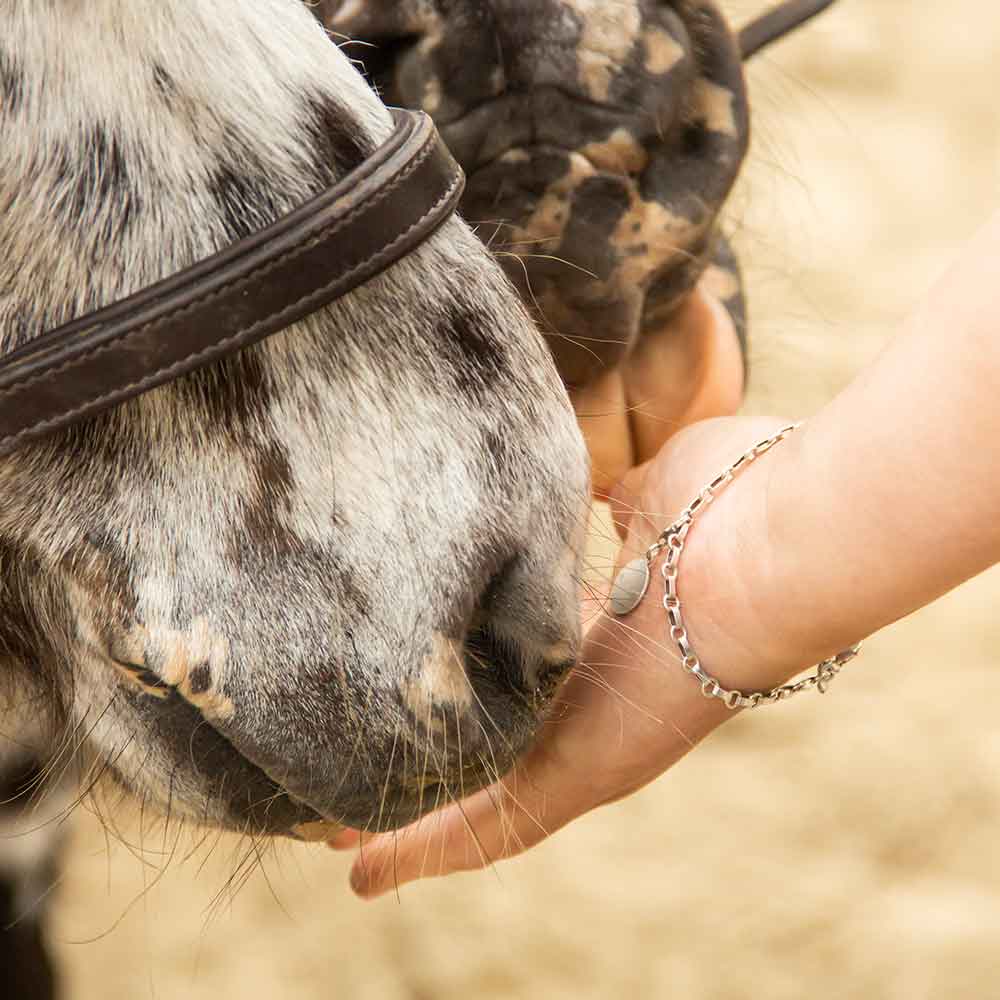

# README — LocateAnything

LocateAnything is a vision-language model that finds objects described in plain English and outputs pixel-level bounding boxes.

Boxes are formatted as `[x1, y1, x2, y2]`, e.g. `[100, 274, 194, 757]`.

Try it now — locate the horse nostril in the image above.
[462, 621, 574, 705]
[463, 623, 522, 695]
[462, 552, 579, 703]
[531, 655, 574, 703]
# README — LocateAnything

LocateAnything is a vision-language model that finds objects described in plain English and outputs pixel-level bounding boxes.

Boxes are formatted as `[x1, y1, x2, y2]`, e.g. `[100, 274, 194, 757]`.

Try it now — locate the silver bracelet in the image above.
[609, 423, 860, 710]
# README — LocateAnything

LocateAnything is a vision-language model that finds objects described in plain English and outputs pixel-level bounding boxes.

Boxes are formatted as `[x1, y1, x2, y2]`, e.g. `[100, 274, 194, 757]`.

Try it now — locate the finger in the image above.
[347, 748, 583, 899]
[570, 368, 635, 497]
[624, 287, 745, 466]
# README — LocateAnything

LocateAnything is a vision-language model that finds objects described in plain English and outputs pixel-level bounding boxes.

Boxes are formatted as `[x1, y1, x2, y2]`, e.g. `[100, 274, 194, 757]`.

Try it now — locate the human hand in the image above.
[334, 206, 1000, 896]
[332, 408, 802, 899]
[573, 284, 747, 496]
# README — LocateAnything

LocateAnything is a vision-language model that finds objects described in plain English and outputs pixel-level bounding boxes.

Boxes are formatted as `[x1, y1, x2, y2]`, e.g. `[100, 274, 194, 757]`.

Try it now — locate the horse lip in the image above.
[122, 680, 326, 835]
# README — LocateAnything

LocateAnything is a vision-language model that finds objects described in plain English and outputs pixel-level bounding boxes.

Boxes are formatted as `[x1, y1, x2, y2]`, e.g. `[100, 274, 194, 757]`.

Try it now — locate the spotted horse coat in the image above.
[0, 1, 589, 994]
[318, 0, 753, 388]
[0, 1, 830, 996]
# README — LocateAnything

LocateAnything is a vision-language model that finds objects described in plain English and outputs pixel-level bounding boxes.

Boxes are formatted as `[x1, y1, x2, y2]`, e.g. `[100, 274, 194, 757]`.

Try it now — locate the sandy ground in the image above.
[49, 3, 1000, 998]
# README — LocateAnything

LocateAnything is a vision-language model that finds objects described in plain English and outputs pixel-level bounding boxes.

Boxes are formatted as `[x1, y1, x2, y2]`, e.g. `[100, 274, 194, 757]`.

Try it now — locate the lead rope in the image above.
[739, 0, 838, 61]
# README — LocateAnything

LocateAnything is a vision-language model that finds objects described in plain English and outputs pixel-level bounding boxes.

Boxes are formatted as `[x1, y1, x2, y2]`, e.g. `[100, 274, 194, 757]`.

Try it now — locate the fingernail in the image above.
[327, 829, 360, 851]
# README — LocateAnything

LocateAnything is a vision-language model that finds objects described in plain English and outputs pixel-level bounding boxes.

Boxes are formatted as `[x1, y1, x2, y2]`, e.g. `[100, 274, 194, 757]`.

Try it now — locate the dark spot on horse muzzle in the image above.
[187, 662, 212, 695]
[210, 157, 281, 243]
[151, 63, 177, 103]
[0, 48, 25, 117]
[66, 124, 138, 244]
[302, 92, 376, 182]
[437, 301, 512, 403]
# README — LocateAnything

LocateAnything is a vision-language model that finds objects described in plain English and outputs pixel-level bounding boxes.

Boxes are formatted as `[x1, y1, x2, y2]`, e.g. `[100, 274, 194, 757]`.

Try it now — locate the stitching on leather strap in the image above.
[0, 171, 463, 453]
[0, 124, 442, 404]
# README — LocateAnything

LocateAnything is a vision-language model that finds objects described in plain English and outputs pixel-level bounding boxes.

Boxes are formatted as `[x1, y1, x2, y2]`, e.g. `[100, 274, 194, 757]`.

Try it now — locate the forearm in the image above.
[684, 213, 1000, 687]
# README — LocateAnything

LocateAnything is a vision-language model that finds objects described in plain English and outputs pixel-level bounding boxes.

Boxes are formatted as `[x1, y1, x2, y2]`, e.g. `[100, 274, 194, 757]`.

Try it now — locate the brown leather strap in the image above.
[0, 109, 464, 457]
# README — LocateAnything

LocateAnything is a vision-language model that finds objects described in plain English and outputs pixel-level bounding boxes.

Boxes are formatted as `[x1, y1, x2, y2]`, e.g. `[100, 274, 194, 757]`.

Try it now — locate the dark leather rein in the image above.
[0, 109, 463, 458]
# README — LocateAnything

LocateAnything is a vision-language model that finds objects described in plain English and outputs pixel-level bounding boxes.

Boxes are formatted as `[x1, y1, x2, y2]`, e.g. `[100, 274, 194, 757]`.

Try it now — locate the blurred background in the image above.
[50, 2, 1000, 997]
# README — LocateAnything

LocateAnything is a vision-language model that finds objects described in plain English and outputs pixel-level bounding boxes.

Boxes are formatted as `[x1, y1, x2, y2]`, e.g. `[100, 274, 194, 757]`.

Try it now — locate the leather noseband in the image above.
[0, 109, 464, 458]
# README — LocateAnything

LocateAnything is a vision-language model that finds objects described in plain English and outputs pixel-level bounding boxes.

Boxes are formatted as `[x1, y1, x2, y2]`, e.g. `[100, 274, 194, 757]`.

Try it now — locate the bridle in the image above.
[0, 109, 463, 458]
[0, 0, 833, 459]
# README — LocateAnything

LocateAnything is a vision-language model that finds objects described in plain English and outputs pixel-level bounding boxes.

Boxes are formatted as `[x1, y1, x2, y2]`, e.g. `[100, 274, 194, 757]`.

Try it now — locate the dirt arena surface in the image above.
[49, 3, 1000, 997]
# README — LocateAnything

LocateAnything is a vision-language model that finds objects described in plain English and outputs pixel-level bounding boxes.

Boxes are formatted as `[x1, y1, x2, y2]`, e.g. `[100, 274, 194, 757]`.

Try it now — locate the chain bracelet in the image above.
[611, 423, 860, 710]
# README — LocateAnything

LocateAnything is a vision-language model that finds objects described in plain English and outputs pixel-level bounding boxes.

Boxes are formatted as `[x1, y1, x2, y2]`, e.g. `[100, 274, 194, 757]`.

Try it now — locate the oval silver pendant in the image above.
[609, 558, 651, 616]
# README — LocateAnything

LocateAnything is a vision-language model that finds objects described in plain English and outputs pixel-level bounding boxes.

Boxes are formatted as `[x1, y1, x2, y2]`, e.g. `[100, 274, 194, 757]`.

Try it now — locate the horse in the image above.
[0, 1, 832, 995]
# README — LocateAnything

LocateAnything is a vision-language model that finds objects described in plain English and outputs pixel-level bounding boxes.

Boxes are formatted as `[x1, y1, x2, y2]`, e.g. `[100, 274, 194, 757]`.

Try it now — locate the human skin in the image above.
[570, 282, 747, 493]
[334, 210, 1000, 898]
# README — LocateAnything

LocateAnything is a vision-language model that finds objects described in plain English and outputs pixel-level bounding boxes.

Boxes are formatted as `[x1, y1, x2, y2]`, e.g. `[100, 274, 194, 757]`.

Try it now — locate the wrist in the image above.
[674, 422, 849, 693]
[674, 433, 795, 693]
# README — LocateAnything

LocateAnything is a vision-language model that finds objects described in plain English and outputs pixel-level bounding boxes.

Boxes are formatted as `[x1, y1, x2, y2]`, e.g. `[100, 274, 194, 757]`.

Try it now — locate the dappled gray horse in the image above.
[0, 0, 831, 995]
[0, 1, 587, 992]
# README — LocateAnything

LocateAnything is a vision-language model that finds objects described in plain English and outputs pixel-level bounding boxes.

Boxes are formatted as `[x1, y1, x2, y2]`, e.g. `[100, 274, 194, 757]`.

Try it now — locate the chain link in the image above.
[647, 423, 860, 710]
